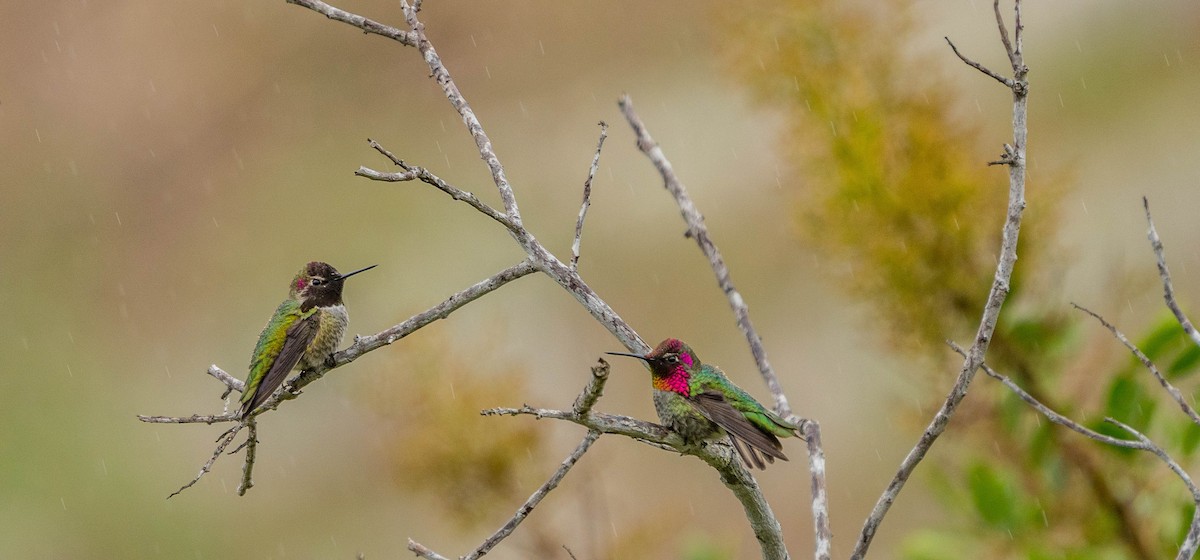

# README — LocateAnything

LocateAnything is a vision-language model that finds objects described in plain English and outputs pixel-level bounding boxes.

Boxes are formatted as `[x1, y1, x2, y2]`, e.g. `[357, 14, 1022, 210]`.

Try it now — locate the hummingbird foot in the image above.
[323, 353, 338, 368]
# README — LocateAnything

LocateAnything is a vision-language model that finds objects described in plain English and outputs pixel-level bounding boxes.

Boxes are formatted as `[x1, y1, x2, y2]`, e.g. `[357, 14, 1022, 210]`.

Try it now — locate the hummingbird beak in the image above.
[336, 264, 377, 281]
[605, 351, 649, 362]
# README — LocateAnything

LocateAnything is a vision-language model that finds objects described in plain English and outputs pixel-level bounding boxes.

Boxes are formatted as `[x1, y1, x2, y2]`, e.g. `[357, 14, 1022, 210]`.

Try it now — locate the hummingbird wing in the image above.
[242, 310, 319, 414]
[691, 390, 788, 468]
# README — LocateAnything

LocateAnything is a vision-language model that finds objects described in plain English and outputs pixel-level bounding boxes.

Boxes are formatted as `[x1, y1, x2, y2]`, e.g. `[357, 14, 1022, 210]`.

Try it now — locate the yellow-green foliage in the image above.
[724, 1, 1019, 351]
[363, 335, 543, 529]
[721, 1, 1199, 558]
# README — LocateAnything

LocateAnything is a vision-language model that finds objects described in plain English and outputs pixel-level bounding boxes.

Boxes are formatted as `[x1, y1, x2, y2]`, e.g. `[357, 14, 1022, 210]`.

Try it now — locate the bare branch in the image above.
[1072, 303, 1200, 426]
[270, 259, 539, 411]
[482, 395, 788, 558]
[207, 365, 244, 393]
[464, 430, 602, 560]
[407, 539, 450, 560]
[236, 419, 258, 496]
[944, 37, 1014, 89]
[853, 4, 1029, 556]
[950, 342, 1138, 448]
[400, 2, 522, 225]
[571, 359, 610, 417]
[167, 424, 243, 499]
[618, 94, 793, 421]
[284, 0, 417, 47]
[137, 412, 237, 424]
[359, 138, 514, 230]
[804, 421, 831, 560]
[993, 0, 1017, 71]
[572, 122, 608, 271]
[1144, 197, 1200, 349]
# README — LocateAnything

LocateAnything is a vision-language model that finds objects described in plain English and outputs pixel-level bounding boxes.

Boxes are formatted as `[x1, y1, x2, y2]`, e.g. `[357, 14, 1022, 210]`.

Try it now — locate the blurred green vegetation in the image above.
[725, 1, 1200, 558]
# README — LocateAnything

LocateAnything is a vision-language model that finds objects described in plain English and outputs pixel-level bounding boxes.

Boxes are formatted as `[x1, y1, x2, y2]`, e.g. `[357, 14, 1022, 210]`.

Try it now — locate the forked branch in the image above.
[852, 1, 1029, 557]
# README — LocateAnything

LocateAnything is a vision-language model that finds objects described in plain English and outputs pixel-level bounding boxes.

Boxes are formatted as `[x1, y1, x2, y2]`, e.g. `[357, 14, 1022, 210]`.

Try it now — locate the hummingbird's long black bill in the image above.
[337, 264, 377, 281]
[605, 351, 648, 361]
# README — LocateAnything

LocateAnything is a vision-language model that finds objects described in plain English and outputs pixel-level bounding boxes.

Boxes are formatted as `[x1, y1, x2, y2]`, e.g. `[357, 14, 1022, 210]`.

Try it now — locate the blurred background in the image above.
[4, 0, 1200, 558]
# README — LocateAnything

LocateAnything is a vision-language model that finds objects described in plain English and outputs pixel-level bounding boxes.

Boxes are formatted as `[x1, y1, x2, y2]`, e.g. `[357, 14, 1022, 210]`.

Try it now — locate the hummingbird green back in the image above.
[608, 338, 800, 469]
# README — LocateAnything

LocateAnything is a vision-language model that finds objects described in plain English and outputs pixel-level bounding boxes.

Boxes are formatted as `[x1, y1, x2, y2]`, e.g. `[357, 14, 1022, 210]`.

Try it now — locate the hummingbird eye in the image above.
[666, 355, 680, 364]
[311, 278, 325, 286]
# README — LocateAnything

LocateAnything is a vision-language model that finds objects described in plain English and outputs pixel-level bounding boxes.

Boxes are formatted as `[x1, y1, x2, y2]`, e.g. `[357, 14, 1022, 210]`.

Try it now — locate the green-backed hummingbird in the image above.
[607, 338, 799, 469]
[239, 261, 376, 417]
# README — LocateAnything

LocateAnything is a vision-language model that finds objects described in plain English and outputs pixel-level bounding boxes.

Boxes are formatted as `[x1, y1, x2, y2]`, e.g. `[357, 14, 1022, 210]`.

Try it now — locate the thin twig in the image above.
[572, 122, 608, 271]
[1144, 197, 1200, 349]
[236, 418, 258, 496]
[944, 37, 1014, 89]
[463, 430, 602, 560]
[406, 539, 450, 560]
[571, 359, 610, 417]
[359, 139, 515, 230]
[207, 365, 244, 393]
[993, 0, 1017, 70]
[618, 95, 792, 422]
[950, 342, 1139, 448]
[137, 413, 237, 424]
[1071, 303, 1200, 426]
[167, 423, 243, 499]
[284, 0, 417, 47]
[400, 1, 522, 225]
[852, 2, 1028, 556]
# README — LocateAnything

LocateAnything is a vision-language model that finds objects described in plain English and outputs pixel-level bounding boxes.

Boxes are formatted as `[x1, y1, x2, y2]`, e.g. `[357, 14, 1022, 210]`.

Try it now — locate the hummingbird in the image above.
[239, 261, 376, 417]
[607, 338, 800, 469]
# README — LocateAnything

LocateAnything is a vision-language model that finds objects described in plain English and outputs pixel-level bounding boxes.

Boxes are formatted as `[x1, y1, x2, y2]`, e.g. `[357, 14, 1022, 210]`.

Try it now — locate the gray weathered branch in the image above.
[1072, 303, 1200, 426]
[852, 1, 1029, 557]
[1144, 197, 1200, 349]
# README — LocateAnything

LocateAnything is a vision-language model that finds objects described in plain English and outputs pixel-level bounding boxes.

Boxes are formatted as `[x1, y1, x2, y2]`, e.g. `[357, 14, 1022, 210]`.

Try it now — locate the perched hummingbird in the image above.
[239, 261, 376, 417]
[607, 338, 800, 469]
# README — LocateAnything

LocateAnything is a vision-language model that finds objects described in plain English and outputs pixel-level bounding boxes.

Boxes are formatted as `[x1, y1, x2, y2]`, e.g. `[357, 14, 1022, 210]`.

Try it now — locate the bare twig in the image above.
[236, 418, 258, 496]
[137, 412, 237, 424]
[407, 538, 450, 560]
[1071, 303, 1200, 426]
[358, 139, 515, 230]
[618, 95, 792, 422]
[571, 359, 610, 417]
[853, 2, 1029, 557]
[399, 1, 522, 225]
[207, 365, 244, 393]
[284, 0, 417, 47]
[944, 37, 1014, 89]
[166, 423, 243, 499]
[572, 122, 608, 271]
[1144, 197, 1200, 349]
[462, 430, 602, 560]
[481, 398, 788, 559]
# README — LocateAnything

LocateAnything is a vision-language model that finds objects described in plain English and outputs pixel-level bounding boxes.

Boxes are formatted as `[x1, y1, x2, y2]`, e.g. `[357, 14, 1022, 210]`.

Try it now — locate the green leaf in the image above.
[900, 530, 974, 560]
[967, 462, 1018, 529]
[1104, 375, 1155, 427]
[1138, 319, 1183, 361]
[1167, 344, 1200, 380]
[1180, 421, 1200, 457]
